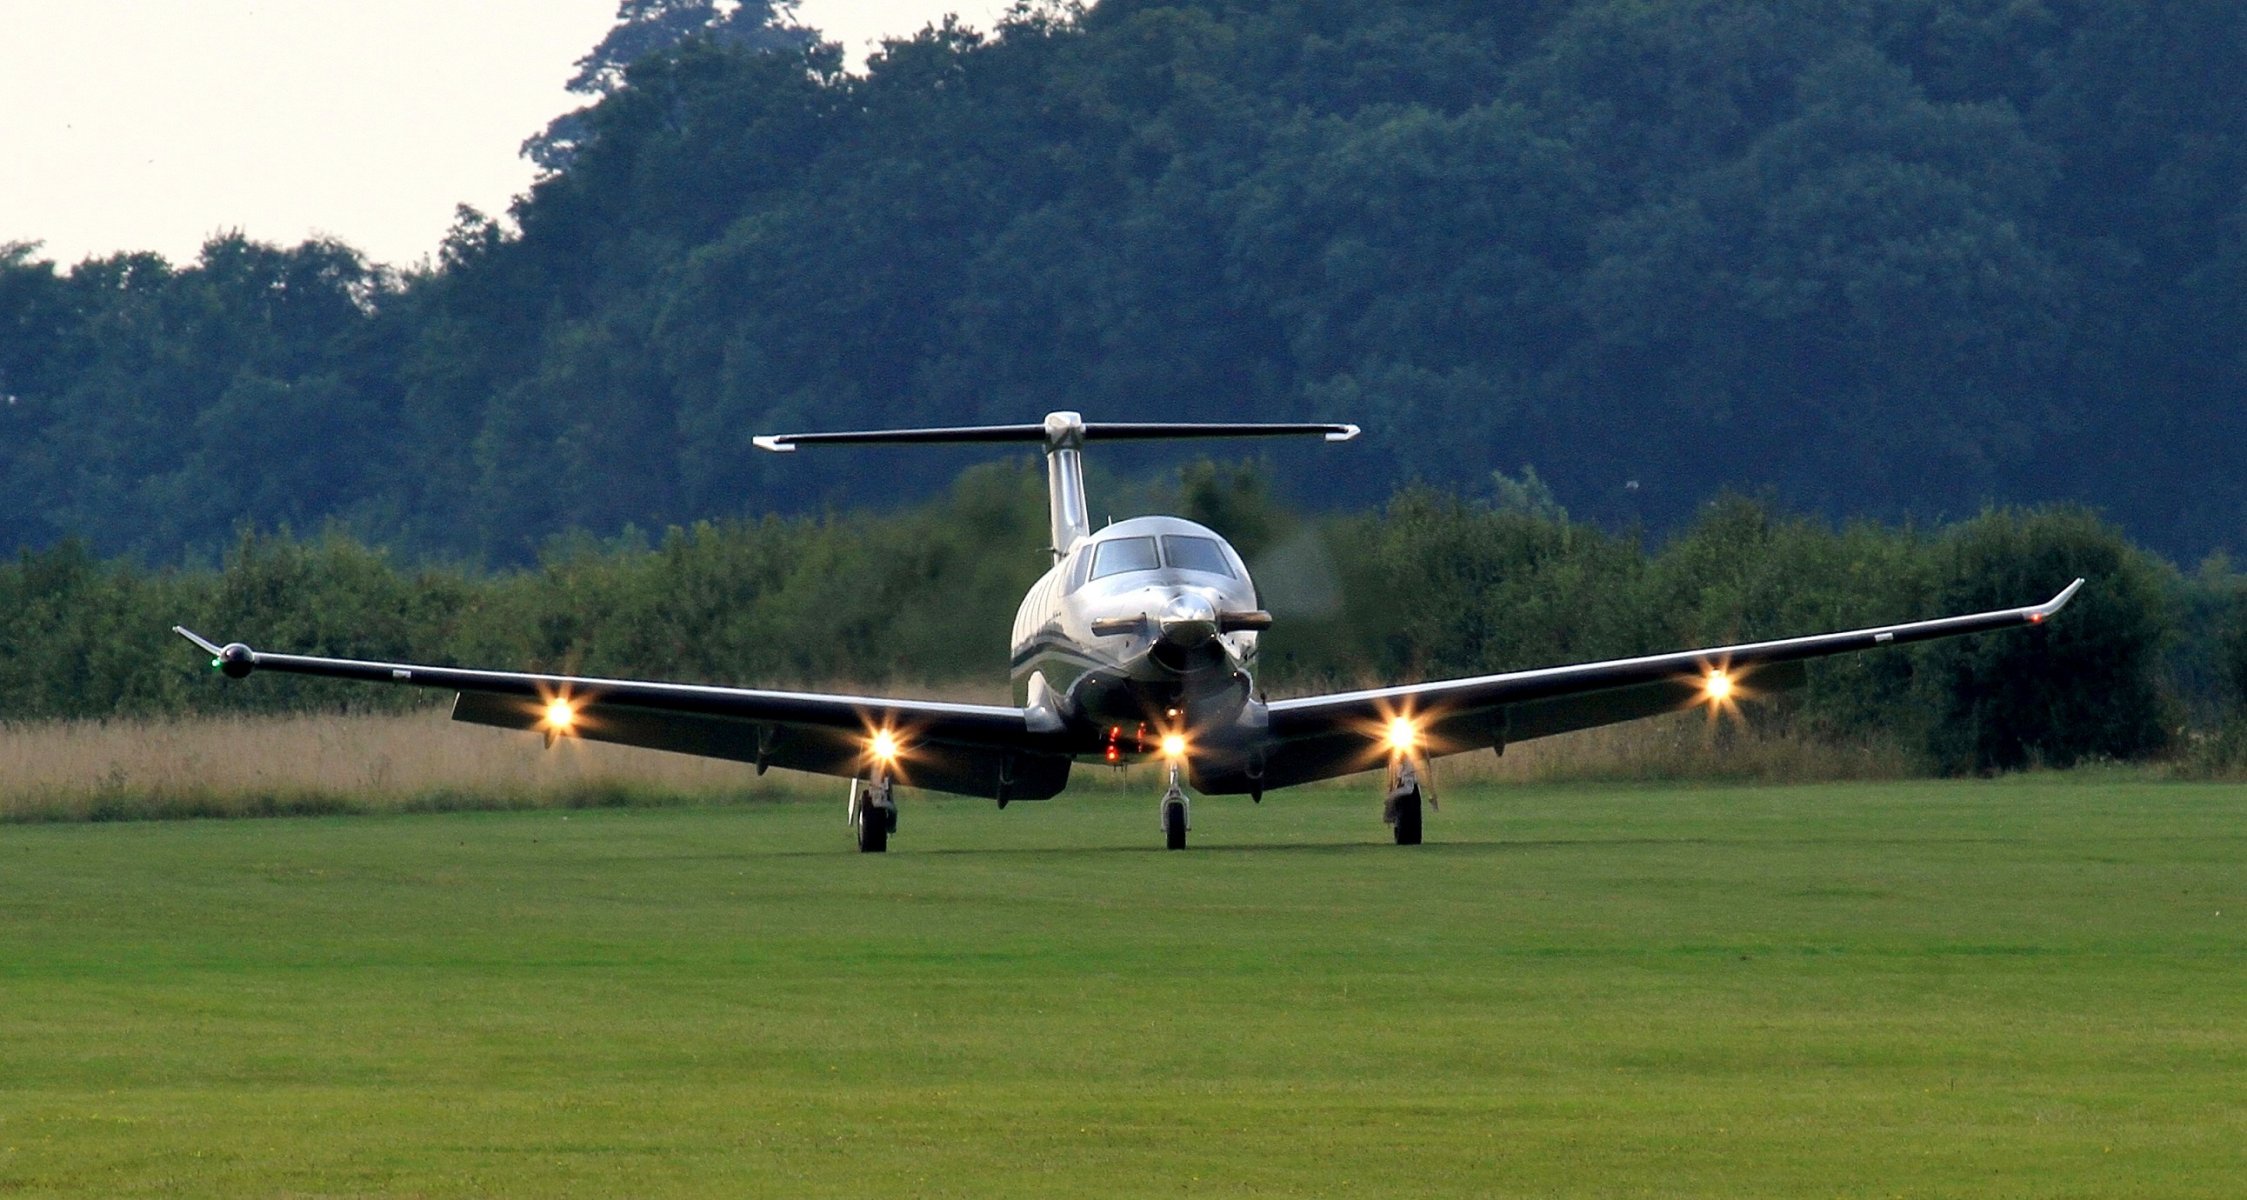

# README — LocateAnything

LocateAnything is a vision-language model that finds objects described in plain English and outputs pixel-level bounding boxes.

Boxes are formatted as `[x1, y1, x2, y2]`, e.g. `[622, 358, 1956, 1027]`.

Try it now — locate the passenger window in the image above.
[1161, 536, 1235, 578]
[1089, 536, 1159, 580]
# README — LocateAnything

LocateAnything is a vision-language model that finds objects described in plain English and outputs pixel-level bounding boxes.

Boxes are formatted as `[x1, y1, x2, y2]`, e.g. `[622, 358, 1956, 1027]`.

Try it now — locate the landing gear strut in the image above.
[850, 773, 897, 853]
[1383, 757, 1425, 846]
[1160, 760, 1191, 851]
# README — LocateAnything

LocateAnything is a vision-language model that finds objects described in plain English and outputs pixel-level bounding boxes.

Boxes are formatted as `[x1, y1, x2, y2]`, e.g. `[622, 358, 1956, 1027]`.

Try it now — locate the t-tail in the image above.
[754, 411, 1359, 559]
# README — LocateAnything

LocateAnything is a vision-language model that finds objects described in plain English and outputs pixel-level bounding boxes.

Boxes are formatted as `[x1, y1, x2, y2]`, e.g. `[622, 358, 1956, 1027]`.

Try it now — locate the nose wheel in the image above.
[1160, 761, 1190, 850]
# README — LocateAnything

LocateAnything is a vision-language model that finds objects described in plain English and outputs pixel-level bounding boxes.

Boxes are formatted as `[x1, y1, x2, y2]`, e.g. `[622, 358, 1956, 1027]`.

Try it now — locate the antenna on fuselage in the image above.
[755, 412, 1359, 560]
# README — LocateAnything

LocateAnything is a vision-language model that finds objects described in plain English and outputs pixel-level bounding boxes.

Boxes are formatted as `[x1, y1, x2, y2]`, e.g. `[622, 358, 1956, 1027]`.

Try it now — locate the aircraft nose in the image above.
[1158, 591, 1219, 647]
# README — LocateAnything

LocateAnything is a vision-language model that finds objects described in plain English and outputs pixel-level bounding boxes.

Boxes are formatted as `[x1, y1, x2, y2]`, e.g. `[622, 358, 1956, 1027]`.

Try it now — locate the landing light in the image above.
[1703, 669, 1734, 702]
[870, 729, 901, 765]
[543, 696, 578, 733]
[1160, 733, 1187, 760]
[1385, 715, 1420, 755]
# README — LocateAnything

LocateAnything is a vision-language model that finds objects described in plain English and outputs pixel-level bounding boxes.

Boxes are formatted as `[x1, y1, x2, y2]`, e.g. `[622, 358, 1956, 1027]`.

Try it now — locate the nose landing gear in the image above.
[1160, 760, 1191, 850]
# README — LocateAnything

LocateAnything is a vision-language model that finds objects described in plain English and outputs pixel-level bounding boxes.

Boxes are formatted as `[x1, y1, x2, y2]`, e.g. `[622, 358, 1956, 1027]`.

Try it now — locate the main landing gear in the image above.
[1383, 756, 1427, 846]
[850, 773, 898, 853]
[1160, 759, 1191, 851]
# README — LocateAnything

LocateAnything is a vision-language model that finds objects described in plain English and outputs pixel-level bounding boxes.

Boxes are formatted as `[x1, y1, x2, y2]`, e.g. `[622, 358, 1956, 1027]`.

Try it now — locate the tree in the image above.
[524, 0, 818, 170]
[1915, 508, 2173, 772]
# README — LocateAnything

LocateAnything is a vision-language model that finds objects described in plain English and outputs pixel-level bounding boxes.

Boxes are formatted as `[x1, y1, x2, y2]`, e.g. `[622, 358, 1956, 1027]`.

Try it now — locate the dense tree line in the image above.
[3, 0, 2245, 563]
[2, 468, 2236, 776]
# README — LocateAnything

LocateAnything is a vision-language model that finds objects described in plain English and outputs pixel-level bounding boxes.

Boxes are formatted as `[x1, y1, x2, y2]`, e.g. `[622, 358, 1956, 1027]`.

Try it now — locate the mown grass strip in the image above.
[3, 778, 2243, 1195]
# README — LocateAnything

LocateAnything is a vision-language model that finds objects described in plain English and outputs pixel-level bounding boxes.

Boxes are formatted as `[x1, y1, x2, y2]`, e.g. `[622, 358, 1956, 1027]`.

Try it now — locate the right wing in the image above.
[171, 629, 1078, 801]
[1196, 579, 2084, 793]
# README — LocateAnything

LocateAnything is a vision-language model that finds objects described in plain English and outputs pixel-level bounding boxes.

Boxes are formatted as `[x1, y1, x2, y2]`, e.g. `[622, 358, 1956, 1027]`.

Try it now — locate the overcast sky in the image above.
[0, 1, 1015, 269]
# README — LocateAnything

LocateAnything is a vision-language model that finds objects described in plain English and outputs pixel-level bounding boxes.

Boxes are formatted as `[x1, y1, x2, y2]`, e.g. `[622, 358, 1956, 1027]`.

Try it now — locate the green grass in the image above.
[4, 777, 2244, 1197]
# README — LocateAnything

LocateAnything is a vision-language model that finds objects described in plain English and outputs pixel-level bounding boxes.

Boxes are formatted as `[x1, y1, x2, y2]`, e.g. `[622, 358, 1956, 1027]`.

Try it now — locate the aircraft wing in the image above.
[1222, 579, 2084, 793]
[169, 629, 1077, 802]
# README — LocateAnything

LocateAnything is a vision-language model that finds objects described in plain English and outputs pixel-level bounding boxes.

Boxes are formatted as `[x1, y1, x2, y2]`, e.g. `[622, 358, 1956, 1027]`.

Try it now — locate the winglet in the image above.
[172, 626, 223, 656]
[2026, 578, 2085, 624]
[751, 434, 795, 453]
[1326, 424, 1362, 442]
[173, 626, 256, 677]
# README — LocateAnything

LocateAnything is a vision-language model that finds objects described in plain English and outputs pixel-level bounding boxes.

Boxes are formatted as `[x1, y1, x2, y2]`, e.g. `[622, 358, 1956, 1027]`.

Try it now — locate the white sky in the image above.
[0, 1, 1016, 270]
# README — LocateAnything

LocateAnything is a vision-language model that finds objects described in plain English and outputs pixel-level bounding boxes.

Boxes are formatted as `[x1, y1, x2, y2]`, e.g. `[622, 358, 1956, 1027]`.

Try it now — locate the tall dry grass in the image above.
[2, 704, 1924, 824]
[0, 708, 795, 823]
[1440, 712, 1922, 786]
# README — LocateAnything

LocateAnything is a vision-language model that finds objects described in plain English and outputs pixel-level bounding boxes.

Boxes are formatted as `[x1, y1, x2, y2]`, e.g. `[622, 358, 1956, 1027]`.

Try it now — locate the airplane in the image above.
[175, 411, 2084, 852]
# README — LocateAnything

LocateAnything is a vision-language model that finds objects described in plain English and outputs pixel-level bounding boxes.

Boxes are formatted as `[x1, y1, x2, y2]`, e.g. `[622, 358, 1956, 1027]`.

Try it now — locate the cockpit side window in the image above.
[1161, 535, 1235, 578]
[1089, 536, 1160, 580]
[1065, 546, 1095, 593]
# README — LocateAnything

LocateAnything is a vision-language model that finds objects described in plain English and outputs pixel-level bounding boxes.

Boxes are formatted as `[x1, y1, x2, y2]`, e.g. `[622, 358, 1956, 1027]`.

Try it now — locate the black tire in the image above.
[1392, 788, 1423, 845]
[1163, 800, 1188, 851]
[858, 809, 890, 853]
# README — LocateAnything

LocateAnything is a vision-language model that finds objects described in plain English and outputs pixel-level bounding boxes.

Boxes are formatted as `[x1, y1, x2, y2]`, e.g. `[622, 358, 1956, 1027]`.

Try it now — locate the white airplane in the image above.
[176, 412, 2082, 851]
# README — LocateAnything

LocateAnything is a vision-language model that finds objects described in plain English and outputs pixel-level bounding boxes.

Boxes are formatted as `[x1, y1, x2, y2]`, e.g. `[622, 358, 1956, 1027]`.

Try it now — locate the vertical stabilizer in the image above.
[1041, 411, 1091, 559]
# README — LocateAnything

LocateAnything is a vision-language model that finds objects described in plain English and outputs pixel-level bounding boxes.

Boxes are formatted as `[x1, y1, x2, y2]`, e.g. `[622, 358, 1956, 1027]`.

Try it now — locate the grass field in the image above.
[4, 776, 2244, 1196]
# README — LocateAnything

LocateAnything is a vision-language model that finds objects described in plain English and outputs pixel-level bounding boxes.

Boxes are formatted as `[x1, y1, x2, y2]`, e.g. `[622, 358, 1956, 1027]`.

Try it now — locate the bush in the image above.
[1912, 508, 2174, 773]
[0, 477, 2218, 781]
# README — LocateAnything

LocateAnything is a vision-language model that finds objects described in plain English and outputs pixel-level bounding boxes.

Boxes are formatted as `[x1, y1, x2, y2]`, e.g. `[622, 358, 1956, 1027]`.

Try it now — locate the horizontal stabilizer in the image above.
[755, 410, 1358, 556]
[755, 415, 1358, 453]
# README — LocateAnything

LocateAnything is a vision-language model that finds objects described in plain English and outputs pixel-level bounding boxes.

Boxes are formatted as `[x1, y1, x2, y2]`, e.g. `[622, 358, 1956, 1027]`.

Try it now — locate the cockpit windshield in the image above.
[1161, 535, 1234, 578]
[1089, 536, 1160, 580]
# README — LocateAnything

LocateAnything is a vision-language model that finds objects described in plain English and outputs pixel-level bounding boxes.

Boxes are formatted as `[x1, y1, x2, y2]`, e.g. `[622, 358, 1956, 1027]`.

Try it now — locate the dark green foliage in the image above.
[3, 471, 2234, 772]
[1171, 460, 1284, 562]
[7, 1, 2247, 562]
[1633, 497, 1928, 743]
[0, 540, 199, 719]
[1354, 488, 1646, 679]
[1914, 509, 2174, 772]
[0, 236, 401, 562]
[190, 531, 481, 713]
[4, 1, 2245, 765]
[2227, 592, 2247, 709]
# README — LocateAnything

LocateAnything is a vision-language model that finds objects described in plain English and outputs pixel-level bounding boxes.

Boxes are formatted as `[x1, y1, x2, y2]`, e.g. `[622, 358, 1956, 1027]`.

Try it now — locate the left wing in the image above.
[170, 629, 1077, 802]
[1202, 579, 2084, 793]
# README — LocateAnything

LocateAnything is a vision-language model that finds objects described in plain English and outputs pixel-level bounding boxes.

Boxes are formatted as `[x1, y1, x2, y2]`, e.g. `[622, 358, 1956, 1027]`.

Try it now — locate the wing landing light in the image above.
[542, 696, 578, 733]
[1384, 715, 1421, 755]
[869, 728, 901, 766]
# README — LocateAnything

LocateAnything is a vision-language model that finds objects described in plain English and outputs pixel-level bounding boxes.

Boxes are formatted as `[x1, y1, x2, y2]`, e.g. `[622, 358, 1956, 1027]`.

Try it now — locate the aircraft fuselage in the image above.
[1010, 514, 1261, 758]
